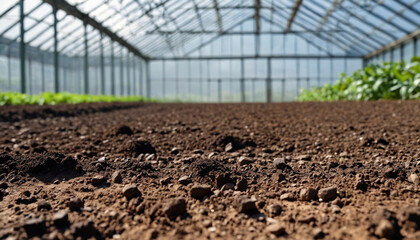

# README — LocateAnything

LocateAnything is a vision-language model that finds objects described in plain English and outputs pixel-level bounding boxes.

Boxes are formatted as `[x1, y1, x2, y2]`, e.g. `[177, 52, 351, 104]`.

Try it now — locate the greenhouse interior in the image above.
[0, 0, 419, 102]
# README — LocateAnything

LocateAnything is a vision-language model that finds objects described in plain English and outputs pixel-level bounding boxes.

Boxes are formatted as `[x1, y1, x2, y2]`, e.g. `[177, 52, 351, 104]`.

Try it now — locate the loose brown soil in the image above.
[0, 101, 419, 240]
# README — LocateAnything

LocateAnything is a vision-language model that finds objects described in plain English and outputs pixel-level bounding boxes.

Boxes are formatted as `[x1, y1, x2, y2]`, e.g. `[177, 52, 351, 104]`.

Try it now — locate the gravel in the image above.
[190, 184, 212, 199]
[318, 187, 337, 202]
[122, 184, 141, 199]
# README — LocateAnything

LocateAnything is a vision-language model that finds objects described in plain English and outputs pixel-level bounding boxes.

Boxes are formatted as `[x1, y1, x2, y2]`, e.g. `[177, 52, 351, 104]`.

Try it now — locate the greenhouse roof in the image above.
[0, 0, 419, 59]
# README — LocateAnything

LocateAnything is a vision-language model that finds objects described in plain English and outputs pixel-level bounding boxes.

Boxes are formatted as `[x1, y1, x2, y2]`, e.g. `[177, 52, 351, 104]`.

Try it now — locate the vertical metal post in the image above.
[199, 61, 203, 102]
[162, 60, 166, 99]
[139, 60, 143, 96]
[111, 41, 115, 95]
[400, 44, 404, 62]
[120, 47, 124, 96]
[53, 4, 59, 93]
[218, 79, 222, 103]
[41, 52, 45, 92]
[282, 34, 286, 102]
[100, 33, 105, 94]
[207, 60, 210, 101]
[253, 60, 256, 101]
[63, 63, 67, 92]
[240, 59, 245, 102]
[19, 0, 26, 93]
[7, 49, 11, 91]
[317, 57, 321, 86]
[146, 60, 151, 98]
[127, 52, 131, 95]
[390, 47, 394, 62]
[84, 22, 89, 94]
[266, 58, 272, 103]
[133, 56, 136, 95]
[28, 56, 32, 94]
[296, 59, 300, 98]
[174, 61, 178, 100]
[188, 60, 191, 96]
[282, 59, 285, 102]
[413, 37, 417, 57]
[329, 58, 333, 84]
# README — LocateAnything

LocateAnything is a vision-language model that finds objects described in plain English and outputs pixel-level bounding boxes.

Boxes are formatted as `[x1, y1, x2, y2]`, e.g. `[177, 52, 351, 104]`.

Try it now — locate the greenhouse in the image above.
[0, 1, 420, 240]
[0, 0, 419, 102]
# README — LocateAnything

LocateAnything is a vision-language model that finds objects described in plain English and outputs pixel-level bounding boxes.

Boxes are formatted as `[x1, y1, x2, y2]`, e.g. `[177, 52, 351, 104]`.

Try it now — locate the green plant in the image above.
[0, 92, 155, 106]
[299, 56, 420, 101]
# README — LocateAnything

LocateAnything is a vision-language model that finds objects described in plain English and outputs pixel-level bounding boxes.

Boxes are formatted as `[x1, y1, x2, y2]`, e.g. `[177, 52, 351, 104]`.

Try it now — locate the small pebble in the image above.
[112, 170, 123, 183]
[221, 183, 235, 191]
[178, 176, 191, 185]
[236, 177, 248, 191]
[375, 219, 395, 239]
[280, 193, 296, 201]
[23, 217, 45, 236]
[163, 197, 186, 219]
[68, 197, 83, 211]
[122, 184, 141, 199]
[318, 187, 337, 202]
[235, 196, 257, 213]
[53, 210, 69, 226]
[408, 173, 419, 185]
[37, 200, 52, 211]
[300, 188, 318, 201]
[91, 175, 106, 186]
[190, 184, 212, 199]
[238, 156, 253, 166]
[266, 223, 286, 236]
[273, 158, 288, 170]
[267, 204, 282, 216]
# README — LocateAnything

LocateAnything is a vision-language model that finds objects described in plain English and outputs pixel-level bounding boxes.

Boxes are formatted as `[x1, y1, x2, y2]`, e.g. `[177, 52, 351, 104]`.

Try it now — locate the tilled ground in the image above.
[0, 101, 419, 240]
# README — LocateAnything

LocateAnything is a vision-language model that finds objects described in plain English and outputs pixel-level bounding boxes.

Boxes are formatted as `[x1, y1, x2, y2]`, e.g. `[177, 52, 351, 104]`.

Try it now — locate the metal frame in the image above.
[0, 0, 418, 102]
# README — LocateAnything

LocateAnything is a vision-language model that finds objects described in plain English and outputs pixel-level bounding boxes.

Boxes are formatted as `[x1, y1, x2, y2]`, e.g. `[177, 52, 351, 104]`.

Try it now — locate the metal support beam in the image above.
[180, 16, 253, 57]
[316, 0, 343, 31]
[152, 55, 362, 61]
[240, 59, 245, 102]
[133, 56, 136, 95]
[143, 30, 347, 35]
[400, 44, 404, 61]
[100, 33, 105, 94]
[255, 0, 261, 34]
[139, 60, 143, 96]
[120, 48, 124, 96]
[146, 61, 151, 98]
[19, 0, 26, 93]
[213, 0, 223, 33]
[53, 4, 59, 93]
[7, 49, 11, 91]
[364, 28, 420, 59]
[42, 0, 148, 60]
[266, 58, 272, 103]
[84, 23, 89, 94]
[127, 52, 131, 95]
[218, 79, 222, 103]
[162, 60, 166, 99]
[41, 52, 45, 92]
[286, 0, 303, 31]
[111, 41, 115, 95]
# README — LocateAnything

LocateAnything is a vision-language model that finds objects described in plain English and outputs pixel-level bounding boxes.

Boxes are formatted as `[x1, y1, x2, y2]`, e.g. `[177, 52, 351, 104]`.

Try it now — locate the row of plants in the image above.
[0, 92, 154, 106]
[299, 57, 420, 101]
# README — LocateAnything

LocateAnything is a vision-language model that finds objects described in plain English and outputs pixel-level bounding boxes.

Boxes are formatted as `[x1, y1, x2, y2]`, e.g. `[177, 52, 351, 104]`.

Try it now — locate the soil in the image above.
[0, 101, 419, 240]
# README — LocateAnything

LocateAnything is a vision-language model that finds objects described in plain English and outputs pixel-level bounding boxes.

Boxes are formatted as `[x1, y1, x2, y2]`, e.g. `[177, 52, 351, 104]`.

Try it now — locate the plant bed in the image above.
[0, 102, 419, 239]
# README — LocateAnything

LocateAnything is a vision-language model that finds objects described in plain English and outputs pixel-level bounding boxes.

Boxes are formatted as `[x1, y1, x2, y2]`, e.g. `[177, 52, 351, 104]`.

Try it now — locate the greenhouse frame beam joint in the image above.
[286, 0, 302, 31]
[42, 0, 149, 60]
[364, 28, 420, 60]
